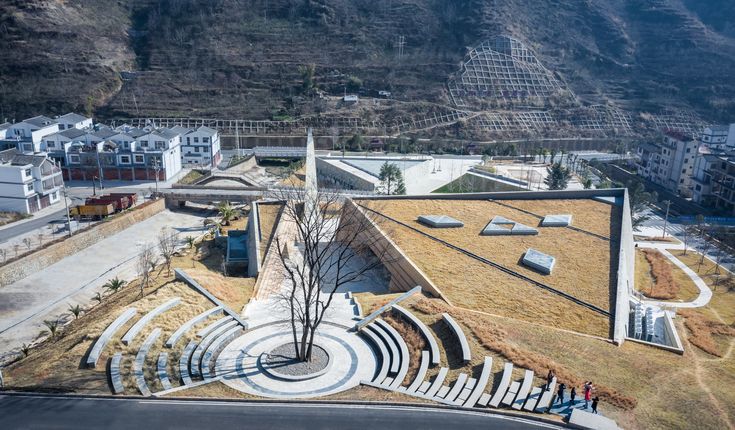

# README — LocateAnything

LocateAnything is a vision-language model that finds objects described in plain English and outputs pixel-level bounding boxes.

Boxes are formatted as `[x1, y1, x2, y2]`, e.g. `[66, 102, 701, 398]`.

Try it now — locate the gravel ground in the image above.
[264, 343, 329, 376]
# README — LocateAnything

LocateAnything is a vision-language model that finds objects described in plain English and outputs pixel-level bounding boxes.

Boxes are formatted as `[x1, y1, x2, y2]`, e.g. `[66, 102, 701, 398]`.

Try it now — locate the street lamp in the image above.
[92, 176, 98, 196]
[662, 200, 672, 239]
[153, 158, 161, 196]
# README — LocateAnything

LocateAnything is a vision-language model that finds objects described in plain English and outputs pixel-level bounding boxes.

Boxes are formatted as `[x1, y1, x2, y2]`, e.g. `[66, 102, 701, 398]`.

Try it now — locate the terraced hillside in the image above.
[0, 0, 734, 129]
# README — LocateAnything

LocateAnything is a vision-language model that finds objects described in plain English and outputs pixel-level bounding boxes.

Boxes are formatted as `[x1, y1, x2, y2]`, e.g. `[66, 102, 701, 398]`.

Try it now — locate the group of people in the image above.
[547, 370, 599, 414]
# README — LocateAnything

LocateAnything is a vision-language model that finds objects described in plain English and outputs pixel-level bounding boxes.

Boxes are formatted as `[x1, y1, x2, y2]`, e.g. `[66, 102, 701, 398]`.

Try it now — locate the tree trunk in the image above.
[299, 326, 310, 361]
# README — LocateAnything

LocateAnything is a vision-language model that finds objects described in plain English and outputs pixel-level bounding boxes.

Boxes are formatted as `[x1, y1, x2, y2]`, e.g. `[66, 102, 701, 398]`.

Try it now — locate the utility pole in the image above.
[395, 35, 405, 60]
[153, 158, 161, 196]
[662, 200, 672, 239]
[58, 161, 73, 237]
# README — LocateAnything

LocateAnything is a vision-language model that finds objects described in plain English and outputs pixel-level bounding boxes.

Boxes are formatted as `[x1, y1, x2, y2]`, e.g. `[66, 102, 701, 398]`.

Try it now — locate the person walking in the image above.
[569, 386, 577, 407]
[584, 381, 592, 409]
[556, 382, 566, 405]
[546, 369, 555, 390]
[592, 396, 599, 414]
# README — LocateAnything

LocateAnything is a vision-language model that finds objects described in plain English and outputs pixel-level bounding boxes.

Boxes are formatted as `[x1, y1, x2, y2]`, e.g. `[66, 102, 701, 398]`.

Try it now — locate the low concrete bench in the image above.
[109, 352, 125, 394]
[87, 308, 137, 368]
[441, 373, 468, 404]
[375, 319, 409, 389]
[489, 362, 514, 407]
[442, 313, 471, 362]
[512, 369, 534, 410]
[359, 325, 390, 384]
[179, 340, 198, 385]
[406, 351, 430, 393]
[166, 306, 223, 348]
[157, 352, 172, 391]
[569, 408, 621, 430]
[122, 298, 181, 346]
[463, 356, 493, 408]
[200, 326, 242, 379]
[191, 320, 239, 377]
[197, 316, 234, 338]
[501, 381, 520, 406]
[393, 305, 440, 366]
[523, 386, 543, 412]
[370, 321, 400, 375]
[134, 328, 161, 396]
[535, 377, 556, 413]
[455, 377, 476, 405]
[423, 367, 449, 398]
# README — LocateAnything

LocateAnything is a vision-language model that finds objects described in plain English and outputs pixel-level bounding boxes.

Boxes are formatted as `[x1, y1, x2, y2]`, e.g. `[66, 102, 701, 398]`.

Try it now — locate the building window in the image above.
[193, 137, 199, 143]
[155, 140, 165, 149]
[26, 183, 33, 192]
[51, 191, 58, 200]
[203, 146, 209, 153]
[686, 148, 691, 153]
[140, 140, 148, 147]
[187, 137, 191, 144]
[682, 169, 687, 174]
[119, 155, 131, 164]
[69, 154, 80, 164]
[195, 147, 200, 153]
[696, 184, 702, 191]
[203, 137, 209, 143]
[134, 154, 145, 164]
[24, 168, 32, 176]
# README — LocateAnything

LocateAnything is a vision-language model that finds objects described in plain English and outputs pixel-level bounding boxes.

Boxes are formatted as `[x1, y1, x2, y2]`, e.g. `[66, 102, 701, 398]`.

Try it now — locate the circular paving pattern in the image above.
[260, 343, 331, 381]
[215, 322, 377, 399]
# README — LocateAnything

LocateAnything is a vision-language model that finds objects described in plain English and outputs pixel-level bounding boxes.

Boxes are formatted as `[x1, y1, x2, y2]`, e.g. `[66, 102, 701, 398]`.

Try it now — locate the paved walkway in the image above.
[636, 243, 713, 308]
[0, 210, 207, 364]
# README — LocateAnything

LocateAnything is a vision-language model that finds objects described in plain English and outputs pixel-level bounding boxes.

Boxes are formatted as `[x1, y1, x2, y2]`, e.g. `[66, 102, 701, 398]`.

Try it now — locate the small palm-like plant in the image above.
[103, 277, 127, 295]
[20, 343, 30, 357]
[217, 201, 240, 226]
[43, 319, 60, 339]
[203, 218, 222, 236]
[185, 236, 195, 249]
[68, 304, 83, 320]
[92, 292, 104, 304]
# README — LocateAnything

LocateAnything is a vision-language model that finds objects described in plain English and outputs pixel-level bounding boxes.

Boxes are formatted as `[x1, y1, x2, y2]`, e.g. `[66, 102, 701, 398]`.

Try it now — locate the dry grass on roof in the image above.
[361, 198, 618, 313]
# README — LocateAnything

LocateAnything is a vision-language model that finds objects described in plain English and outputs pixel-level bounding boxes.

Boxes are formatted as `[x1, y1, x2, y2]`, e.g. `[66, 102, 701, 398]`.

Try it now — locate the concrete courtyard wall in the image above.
[247, 201, 262, 277]
[0, 199, 165, 286]
[614, 188, 634, 345]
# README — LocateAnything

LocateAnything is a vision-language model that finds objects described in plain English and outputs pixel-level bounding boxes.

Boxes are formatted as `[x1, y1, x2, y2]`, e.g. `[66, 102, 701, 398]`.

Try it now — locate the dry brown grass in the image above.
[383, 314, 426, 386]
[410, 297, 636, 410]
[671, 250, 735, 324]
[639, 249, 679, 300]
[678, 309, 735, 357]
[257, 202, 284, 264]
[185, 268, 255, 312]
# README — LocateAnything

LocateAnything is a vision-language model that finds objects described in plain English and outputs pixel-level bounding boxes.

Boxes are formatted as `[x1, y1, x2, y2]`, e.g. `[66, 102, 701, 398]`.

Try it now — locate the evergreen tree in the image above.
[378, 162, 406, 195]
[544, 162, 572, 190]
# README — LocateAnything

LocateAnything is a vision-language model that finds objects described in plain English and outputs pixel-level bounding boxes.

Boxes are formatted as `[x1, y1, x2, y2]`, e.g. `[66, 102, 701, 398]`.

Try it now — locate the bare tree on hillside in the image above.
[158, 228, 178, 276]
[271, 188, 392, 362]
[137, 245, 156, 296]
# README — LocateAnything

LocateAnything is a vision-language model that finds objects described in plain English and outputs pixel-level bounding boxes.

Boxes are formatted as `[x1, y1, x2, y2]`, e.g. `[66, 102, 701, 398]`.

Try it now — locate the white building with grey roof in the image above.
[0, 149, 63, 214]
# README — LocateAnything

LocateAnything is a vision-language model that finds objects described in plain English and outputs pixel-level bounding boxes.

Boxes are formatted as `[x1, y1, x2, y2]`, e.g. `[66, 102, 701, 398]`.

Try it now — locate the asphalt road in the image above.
[0, 394, 562, 430]
[0, 209, 68, 243]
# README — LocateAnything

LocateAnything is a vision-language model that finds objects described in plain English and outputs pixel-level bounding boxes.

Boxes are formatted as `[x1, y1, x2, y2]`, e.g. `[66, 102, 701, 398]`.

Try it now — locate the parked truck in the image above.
[70, 203, 115, 219]
[84, 192, 138, 213]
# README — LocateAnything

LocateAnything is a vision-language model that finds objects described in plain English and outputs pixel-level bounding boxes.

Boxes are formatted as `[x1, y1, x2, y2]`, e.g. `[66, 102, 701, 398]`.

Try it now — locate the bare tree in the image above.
[157, 228, 178, 276]
[0, 249, 6, 264]
[272, 188, 391, 362]
[136, 245, 156, 296]
[22, 237, 31, 250]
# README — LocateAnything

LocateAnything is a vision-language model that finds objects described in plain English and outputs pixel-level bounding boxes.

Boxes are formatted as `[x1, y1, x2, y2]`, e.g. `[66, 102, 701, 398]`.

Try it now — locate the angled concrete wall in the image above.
[247, 201, 262, 277]
[614, 188, 634, 345]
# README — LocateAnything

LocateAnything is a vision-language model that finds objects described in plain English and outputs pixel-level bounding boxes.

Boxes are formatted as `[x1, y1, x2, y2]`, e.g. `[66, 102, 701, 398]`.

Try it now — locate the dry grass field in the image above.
[634, 249, 699, 302]
[360, 198, 616, 337]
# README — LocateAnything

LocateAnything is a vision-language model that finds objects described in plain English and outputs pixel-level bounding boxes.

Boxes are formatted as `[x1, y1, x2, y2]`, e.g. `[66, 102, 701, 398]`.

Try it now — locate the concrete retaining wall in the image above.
[339, 199, 450, 304]
[613, 189, 634, 345]
[247, 201, 262, 277]
[316, 158, 376, 192]
[0, 199, 166, 286]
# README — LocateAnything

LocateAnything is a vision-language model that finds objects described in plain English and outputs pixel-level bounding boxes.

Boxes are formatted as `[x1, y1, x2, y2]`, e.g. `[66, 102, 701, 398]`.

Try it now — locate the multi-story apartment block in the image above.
[636, 130, 698, 197]
[179, 126, 222, 168]
[0, 149, 63, 214]
[7, 115, 60, 153]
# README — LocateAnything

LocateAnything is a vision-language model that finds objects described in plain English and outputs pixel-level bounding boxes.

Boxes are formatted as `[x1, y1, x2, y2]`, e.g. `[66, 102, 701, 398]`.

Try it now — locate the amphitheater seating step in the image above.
[200, 326, 242, 379]
[191, 320, 239, 377]
[417, 381, 431, 394]
[523, 387, 543, 411]
[179, 340, 198, 385]
[134, 328, 161, 396]
[406, 351, 430, 393]
[501, 381, 521, 406]
[443, 373, 468, 404]
[436, 385, 450, 399]
[359, 325, 389, 384]
[512, 370, 535, 410]
[87, 308, 137, 368]
[442, 313, 471, 362]
[489, 362, 514, 408]
[424, 368, 449, 398]
[392, 305, 440, 366]
[535, 377, 556, 413]
[478, 393, 491, 406]
[374, 319, 409, 389]
[370, 320, 401, 375]
[464, 356, 493, 408]
[122, 298, 181, 346]
[157, 352, 173, 391]
[197, 316, 234, 338]
[166, 306, 223, 348]
[110, 352, 125, 394]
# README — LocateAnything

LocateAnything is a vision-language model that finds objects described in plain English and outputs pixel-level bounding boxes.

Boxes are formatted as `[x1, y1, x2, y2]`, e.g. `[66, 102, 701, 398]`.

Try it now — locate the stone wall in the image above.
[339, 199, 451, 304]
[0, 199, 166, 286]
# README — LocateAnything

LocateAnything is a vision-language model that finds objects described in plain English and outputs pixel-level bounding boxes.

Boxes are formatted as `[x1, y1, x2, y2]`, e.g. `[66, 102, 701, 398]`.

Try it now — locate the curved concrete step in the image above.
[157, 352, 173, 391]
[179, 340, 198, 386]
[442, 313, 471, 363]
[359, 325, 390, 384]
[464, 356, 493, 408]
[109, 352, 125, 394]
[369, 321, 400, 376]
[375, 319, 409, 389]
[191, 320, 239, 377]
[512, 369, 535, 410]
[122, 298, 181, 346]
[423, 367, 449, 399]
[406, 351, 430, 393]
[134, 328, 161, 396]
[392, 305, 440, 366]
[166, 306, 223, 348]
[197, 316, 234, 338]
[200, 326, 242, 379]
[489, 362, 514, 408]
[87, 308, 137, 368]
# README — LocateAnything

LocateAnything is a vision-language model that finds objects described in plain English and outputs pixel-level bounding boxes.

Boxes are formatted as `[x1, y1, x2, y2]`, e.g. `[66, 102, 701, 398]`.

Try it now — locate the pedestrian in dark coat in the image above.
[556, 382, 566, 405]
[592, 396, 599, 414]
[546, 369, 555, 390]
[569, 386, 577, 406]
